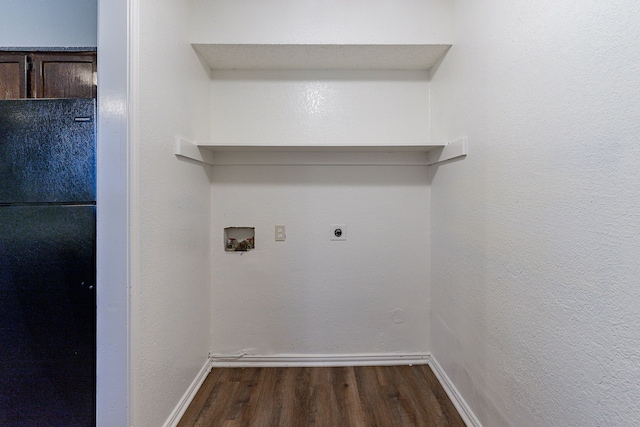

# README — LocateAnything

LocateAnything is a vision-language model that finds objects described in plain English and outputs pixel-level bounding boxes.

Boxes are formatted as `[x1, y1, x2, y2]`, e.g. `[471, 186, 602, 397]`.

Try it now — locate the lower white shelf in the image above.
[175, 139, 467, 166]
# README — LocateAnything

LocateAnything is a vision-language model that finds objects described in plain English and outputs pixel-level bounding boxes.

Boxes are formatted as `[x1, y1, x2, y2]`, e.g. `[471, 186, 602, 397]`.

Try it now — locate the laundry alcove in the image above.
[175, 1, 466, 364]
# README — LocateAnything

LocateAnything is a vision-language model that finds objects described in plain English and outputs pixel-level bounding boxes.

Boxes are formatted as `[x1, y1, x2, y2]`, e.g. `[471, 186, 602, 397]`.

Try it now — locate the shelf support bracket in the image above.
[175, 138, 215, 165]
[426, 137, 468, 166]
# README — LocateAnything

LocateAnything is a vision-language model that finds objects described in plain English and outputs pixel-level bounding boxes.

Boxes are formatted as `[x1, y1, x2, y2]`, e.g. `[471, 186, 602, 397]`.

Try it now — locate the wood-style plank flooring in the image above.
[177, 365, 465, 427]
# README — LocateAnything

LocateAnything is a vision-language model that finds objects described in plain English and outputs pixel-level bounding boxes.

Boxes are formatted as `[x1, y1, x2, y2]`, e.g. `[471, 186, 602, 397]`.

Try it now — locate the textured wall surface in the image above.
[430, 0, 640, 425]
[131, 0, 212, 426]
[0, 0, 97, 47]
[211, 165, 430, 357]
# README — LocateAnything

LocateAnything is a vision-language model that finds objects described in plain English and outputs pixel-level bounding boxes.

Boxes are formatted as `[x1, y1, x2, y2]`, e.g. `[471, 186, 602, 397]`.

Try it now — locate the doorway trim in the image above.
[96, 0, 130, 424]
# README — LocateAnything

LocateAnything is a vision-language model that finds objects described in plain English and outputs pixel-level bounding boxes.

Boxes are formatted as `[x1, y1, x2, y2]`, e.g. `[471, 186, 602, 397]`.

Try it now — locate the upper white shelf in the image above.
[192, 44, 451, 70]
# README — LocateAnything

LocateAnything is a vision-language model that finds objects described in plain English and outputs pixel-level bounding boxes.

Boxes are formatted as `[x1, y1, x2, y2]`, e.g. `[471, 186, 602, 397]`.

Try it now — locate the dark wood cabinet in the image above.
[0, 51, 96, 99]
[0, 53, 28, 99]
[31, 53, 96, 99]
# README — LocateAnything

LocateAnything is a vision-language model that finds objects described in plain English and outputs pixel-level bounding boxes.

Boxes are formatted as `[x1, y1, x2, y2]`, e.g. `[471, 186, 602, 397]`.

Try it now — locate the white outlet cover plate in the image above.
[330, 224, 347, 241]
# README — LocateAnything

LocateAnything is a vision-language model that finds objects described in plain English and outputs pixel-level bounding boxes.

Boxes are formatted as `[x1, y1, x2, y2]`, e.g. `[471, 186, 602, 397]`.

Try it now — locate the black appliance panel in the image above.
[0, 99, 96, 204]
[0, 205, 96, 426]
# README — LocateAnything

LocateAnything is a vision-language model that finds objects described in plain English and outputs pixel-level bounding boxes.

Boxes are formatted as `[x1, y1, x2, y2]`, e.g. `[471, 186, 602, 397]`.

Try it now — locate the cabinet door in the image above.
[31, 53, 96, 99]
[0, 54, 27, 99]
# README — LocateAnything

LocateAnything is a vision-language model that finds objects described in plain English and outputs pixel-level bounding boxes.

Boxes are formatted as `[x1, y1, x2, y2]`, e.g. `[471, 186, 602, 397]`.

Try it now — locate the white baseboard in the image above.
[428, 355, 482, 427]
[209, 352, 430, 367]
[163, 357, 213, 427]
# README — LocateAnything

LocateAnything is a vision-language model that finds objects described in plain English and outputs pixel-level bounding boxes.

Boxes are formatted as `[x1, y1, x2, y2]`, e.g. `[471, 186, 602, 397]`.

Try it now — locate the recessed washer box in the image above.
[224, 227, 255, 252]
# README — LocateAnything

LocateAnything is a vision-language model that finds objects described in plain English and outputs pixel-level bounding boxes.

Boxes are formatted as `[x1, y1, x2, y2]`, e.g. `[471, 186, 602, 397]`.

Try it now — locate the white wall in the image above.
[0, 0, 97, 48]
[130, 0, 212, 425]
[430, 1, 640, 425]
[191, 0, 452, 45]
[211, 165, 430, 357]
[210, 70, 431, 146]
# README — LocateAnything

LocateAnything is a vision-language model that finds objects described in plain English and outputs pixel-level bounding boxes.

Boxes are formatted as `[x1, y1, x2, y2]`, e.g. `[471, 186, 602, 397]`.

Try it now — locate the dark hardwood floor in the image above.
[177, 364, 466, 427]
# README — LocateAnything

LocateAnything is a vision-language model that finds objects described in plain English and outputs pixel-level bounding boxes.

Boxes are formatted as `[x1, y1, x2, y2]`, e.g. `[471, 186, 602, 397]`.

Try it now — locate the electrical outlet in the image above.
[330, 224, 346, 241]
[275, 225, 286, 241]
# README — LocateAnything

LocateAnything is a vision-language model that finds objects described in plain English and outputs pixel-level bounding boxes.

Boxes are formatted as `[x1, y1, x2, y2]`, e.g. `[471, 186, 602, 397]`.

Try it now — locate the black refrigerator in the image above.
[0, 99, 96, 426]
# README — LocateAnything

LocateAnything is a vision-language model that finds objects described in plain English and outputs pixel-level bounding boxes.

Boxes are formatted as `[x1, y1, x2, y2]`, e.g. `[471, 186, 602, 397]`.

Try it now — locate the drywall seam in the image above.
[162, 357, 213, 427]
[209, 353, 430, 367]
[429, 356, 483, 427]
